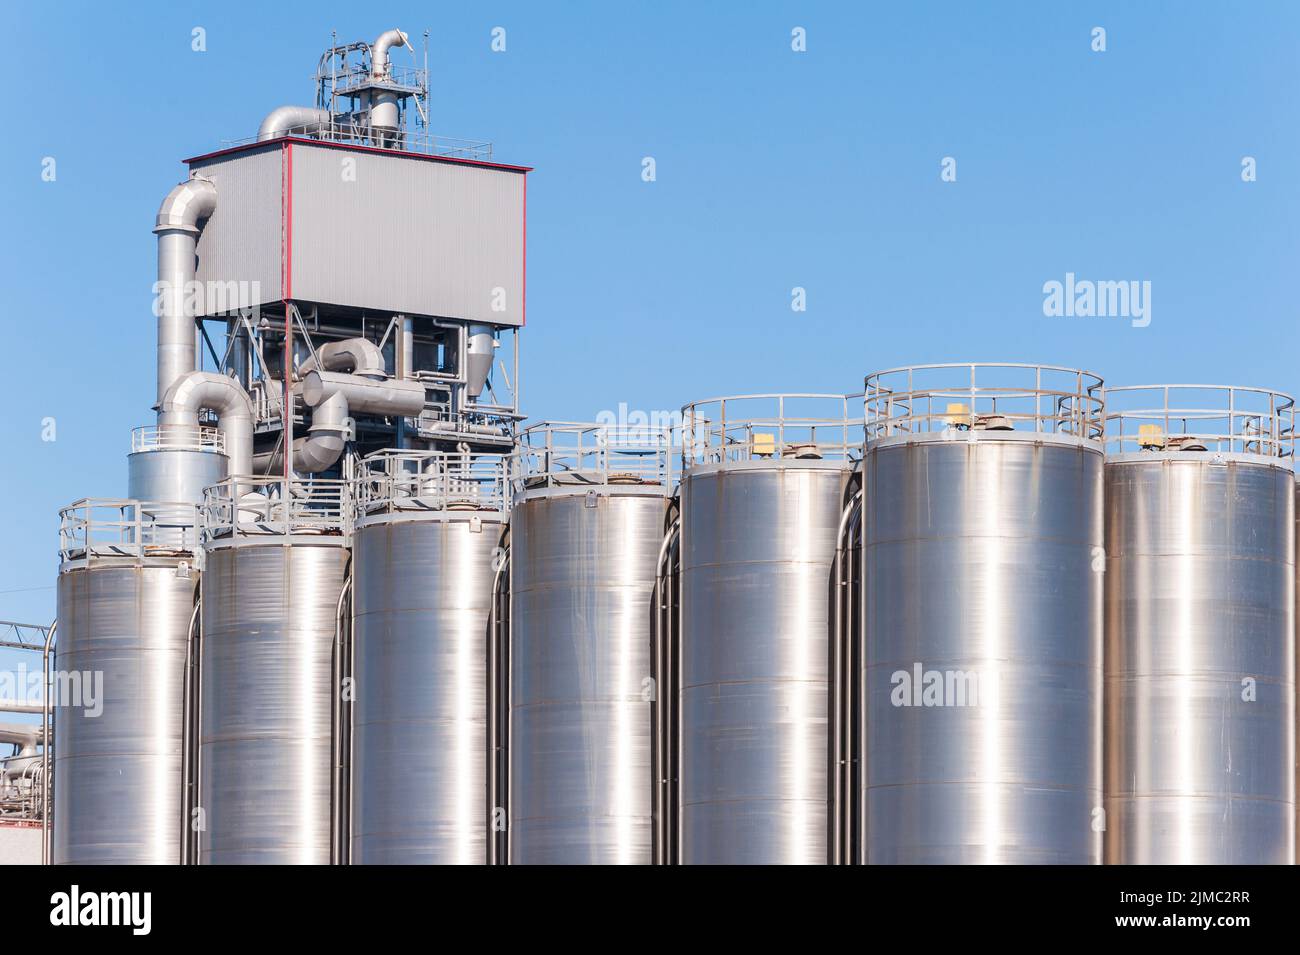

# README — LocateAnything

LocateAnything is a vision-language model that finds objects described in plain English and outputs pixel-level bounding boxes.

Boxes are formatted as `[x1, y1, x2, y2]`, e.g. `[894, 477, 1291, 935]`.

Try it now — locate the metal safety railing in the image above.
[200, 477, 348, 541]
[130, 426, 226, 455]
[515, 422, 673, 491]
[1103, 384, 1296, 458]
[331, 63, 426, 95]
[681, 394, 864, 468]
[864, 362, 1105, 442]
[0, 750, 46, 822]
[59, 499, 202, 560]
[220, 122, 494, 162]
[353, 450, 510, 516]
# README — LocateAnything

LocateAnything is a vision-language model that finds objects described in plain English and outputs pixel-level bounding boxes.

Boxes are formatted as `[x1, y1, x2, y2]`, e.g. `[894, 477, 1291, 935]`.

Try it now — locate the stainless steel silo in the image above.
[1104, 385, 1296, 864]
[128, 427, 229, 507]
[675, 394, 859, 864]
[505, 423, 669, 864]
[54, 498, 203, 864]
[861, 363, 1105, 864]
[197, 477, 349, 865]
[126, 427, 228, 550]
[349, 451, 507, 864]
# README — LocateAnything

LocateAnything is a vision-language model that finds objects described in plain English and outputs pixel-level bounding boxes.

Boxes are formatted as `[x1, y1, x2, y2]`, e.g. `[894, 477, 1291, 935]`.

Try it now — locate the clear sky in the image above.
[1, 0, 1297, 638]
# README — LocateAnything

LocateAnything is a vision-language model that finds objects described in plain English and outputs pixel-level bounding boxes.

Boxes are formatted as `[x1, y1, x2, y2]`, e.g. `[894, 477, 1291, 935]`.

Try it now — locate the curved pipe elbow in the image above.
[158, 372, 254, 477]
[298, 391, 349, 472]
[257, 105, 332, 142]
[254, 391, 349, 474]
[155, 176, 217, 235]
[299, 338, 386, 378]
[371, 29, 408, 78]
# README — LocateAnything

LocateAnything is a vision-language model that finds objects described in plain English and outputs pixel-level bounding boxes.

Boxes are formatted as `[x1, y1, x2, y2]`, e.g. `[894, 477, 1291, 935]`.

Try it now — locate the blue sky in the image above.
[0, 0, 1297, 635]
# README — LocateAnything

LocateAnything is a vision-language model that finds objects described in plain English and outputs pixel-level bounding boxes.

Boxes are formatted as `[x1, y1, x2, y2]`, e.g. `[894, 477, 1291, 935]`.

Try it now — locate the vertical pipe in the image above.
[487, 541, 510, 864]
[650, 516, 679, 864]
[331, 573, 353, 865]
[829, 488, 861, 864]
[669, 531, 680, 864]
[40, 620, 56, 866]
[180, 598, 201, 864]
[396, 317, 414, 448]
[284, 305, 295, 481]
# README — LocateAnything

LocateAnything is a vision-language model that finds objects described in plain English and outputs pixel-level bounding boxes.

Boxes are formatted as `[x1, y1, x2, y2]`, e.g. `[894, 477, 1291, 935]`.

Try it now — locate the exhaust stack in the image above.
[154, 175, 217, 408]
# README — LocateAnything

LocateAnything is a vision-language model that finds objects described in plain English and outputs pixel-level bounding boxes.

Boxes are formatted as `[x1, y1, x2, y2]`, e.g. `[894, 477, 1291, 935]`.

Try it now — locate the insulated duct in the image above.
[257, 339, 424, 474]
[257, 105, 333, 142]
[159, 372, 254, 478]
[369, 30, 409, 134]
[299, 338, 386, 378]
[302, 371, 426, 417]
[154, 175, 217, 408]
[255, 391, 349, 475]
[371, 29, 409, 79]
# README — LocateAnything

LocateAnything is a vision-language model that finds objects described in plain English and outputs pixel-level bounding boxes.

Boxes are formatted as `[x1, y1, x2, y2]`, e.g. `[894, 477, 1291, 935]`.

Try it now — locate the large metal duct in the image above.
[371, 29, 408, 78]
[1103, 385, 1296, 864]
[154, 176, 216, 409]
[368, 29, 409, 133]
[349, 452, 505, 863]
[54, 500, 201, 864]
[299, 338, 386, 378]
[675, 395, 858, 864]
[506, 424, 669, 864]
[257, 106, 333, 142]
[265, 367, 425, 475]
[159, 372, 254, 479]
[258, 338, 407, 475]
[860, 364, 1105, 864]
[254, 391, 349, 476]
[197, 479, 349, 864]
[302, 370, 425, 417]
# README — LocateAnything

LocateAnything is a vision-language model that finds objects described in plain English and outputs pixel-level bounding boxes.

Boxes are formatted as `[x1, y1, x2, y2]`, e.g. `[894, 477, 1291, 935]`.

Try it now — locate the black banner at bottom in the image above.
[13, 864, 1296, 941]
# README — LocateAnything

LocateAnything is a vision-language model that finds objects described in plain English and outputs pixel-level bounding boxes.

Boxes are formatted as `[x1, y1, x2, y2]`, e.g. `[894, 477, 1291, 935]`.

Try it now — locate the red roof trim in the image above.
[183, 135, 532, 173]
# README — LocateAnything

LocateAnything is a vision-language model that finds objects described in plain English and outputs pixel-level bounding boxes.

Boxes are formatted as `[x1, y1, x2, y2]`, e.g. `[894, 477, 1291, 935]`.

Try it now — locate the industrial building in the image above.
[18, 29, 1296, 865]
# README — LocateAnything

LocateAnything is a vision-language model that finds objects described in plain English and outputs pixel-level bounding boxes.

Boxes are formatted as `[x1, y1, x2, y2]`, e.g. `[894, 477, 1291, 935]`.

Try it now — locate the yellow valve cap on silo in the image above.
[1138, 424, 1166, 449]
[945, 403, 972, 426]
[752, 433, 776, 457]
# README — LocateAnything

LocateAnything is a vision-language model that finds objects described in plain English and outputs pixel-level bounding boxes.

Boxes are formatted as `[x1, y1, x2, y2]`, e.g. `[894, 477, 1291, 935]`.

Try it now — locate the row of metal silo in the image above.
[52, 363, 1296, 864]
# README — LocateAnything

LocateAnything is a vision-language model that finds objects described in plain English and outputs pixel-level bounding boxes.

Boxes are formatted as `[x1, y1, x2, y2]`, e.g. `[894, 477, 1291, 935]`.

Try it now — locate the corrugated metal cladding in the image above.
[187, 141, 527, 326]
[189, 145, 285, 313]
[289, 144, 526, 326]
